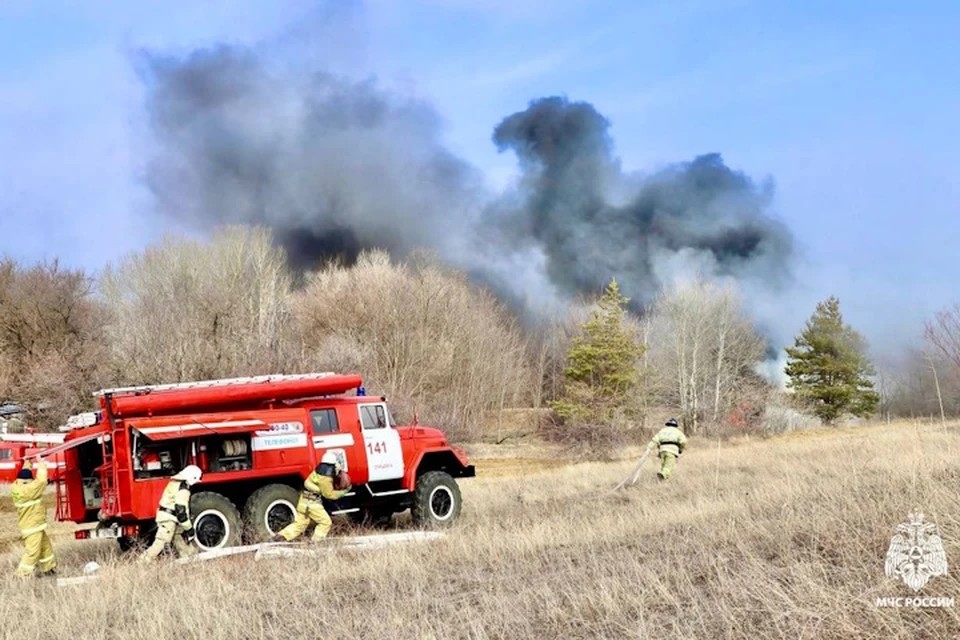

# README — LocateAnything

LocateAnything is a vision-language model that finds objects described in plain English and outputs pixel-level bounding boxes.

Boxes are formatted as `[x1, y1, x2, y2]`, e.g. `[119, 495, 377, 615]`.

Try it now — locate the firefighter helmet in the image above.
[320, 450, 341, 471]
[173, 464, 203, 486]
[665, 418, 679, 428]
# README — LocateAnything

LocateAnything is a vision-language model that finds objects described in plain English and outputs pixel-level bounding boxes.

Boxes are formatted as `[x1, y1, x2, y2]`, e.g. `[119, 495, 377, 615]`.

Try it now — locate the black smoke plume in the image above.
[139, 46, 481, 270]
[487, 96, 792, 310]
[139, 46, 792, 315]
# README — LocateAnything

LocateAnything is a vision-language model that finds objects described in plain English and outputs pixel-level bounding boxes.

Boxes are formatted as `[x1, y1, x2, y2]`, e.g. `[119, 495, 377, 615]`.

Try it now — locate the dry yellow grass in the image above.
[1, 421, 959, 639]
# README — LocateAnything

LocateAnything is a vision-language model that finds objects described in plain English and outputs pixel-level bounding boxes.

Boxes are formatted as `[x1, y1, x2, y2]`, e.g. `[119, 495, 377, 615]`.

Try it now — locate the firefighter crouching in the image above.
[646, 418, 688, 481]
[11, 458, 56, 578]
[139, 465, 203, 563]
[273, 451, 351, 543]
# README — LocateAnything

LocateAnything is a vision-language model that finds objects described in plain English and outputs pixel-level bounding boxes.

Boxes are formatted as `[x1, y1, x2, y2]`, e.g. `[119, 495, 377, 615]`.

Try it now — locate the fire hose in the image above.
[610, 447, 652, 492]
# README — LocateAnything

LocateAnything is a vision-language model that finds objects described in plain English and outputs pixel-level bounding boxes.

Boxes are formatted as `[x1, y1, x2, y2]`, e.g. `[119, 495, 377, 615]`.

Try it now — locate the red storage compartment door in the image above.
[130, 417, 269, 441]
[22, 426, 109, 459]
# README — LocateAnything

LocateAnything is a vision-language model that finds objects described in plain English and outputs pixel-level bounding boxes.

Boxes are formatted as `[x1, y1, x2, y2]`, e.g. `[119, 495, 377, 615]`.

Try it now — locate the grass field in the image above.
[1, 420, 959, 639]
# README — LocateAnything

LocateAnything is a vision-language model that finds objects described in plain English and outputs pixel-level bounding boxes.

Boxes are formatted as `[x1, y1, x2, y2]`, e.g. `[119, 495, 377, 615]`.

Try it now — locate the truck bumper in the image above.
[75, 523, 140, 540]
[462, 464, 476, 478]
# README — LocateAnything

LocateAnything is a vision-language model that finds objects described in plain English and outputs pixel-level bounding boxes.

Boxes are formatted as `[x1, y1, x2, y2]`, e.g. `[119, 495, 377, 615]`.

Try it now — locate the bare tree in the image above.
[926, 305, 960, 372]
[291, 250, 532, 441]
[646, 277, 766, 435]
[0, 258, 109, 427]
[100, 226, 295, 384]
[884, 347, 960, 420]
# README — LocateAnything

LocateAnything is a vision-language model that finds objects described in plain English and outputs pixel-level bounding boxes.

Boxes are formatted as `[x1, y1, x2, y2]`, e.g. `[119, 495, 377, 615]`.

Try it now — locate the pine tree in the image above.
[785, 296, 879, 424]
[552, 278, 646, 425]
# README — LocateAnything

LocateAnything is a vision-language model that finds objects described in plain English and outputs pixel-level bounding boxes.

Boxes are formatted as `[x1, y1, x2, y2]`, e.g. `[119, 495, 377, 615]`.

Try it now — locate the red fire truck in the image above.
[35, 373, 475, 551]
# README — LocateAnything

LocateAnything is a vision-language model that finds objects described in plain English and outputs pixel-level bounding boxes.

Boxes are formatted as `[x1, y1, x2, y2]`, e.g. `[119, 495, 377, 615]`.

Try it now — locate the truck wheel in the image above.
[411, 471, 461, 527]
[190, 492, 242, 551]
[242, 484, 299, 543]
[348, 508, 394, 528]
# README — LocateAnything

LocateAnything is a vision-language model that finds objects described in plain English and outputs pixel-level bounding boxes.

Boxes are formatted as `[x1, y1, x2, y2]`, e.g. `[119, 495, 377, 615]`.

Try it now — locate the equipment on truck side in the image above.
[38, 373, 474, 552]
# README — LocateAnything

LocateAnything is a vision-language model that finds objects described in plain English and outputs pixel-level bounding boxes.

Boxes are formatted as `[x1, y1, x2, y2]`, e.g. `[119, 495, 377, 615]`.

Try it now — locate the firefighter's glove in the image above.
[334, 470, 352, 491]
[183, 528, 196, 544]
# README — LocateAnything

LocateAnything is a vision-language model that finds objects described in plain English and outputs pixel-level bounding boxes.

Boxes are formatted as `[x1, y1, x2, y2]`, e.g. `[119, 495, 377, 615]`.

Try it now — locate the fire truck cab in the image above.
[0, 433, 66, 482]
[40, 373, 475, 551]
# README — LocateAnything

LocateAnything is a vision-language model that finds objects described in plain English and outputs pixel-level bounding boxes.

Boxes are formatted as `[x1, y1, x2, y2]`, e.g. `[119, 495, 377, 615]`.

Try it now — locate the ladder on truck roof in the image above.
[91, 373, 337, 398]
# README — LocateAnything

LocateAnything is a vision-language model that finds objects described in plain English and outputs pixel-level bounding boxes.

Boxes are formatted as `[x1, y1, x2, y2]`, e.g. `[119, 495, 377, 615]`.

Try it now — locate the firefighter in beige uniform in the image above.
[139, 465, 202, 562]
[274, 451, 350, 542]
[11, 459, 56, 577]
[646, 418, 688, 480]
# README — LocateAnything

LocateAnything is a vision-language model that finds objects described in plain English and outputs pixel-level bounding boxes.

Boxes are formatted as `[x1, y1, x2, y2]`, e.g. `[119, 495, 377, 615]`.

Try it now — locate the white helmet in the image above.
[320, 451, 341, 470]
[173, 464, 203, 486]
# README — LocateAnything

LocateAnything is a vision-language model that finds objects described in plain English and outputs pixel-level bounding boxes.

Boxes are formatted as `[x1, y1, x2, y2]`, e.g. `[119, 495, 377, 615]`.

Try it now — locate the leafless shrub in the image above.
[539, 409, 637, 460]
[100, 226, 296, 384]
[291, 250, 532, 441]
[760, 397, 822, 434]
[0, 258, 109, 427]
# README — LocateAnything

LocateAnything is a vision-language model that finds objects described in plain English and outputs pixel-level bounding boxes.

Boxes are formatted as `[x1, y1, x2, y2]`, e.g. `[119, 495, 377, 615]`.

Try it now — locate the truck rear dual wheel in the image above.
[411, 471, 462, 527]
[242, 483, 299, 543]
[191, 491, 242, 551]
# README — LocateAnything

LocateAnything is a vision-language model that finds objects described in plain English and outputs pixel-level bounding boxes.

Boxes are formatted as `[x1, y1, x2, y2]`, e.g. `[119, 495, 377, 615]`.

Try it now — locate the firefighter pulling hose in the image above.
[613, 418, 689, 490]
[139, 465, 203, 562]
[272, 451, 352, 543]
[649, 418, 688, 481]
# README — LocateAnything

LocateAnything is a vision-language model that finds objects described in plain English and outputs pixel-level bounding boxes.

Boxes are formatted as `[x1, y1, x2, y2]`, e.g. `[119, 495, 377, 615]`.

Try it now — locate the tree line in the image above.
[0, 225, 954, 449]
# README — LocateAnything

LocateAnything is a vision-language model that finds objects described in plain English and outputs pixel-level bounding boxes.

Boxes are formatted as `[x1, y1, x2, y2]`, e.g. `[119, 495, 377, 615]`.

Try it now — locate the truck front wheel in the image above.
[411, 471, 462, 527]
[190, 491, 242, 550]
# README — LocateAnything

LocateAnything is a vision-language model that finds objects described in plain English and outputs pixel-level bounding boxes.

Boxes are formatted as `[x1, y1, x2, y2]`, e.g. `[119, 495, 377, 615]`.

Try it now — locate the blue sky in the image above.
[1, 0, 958, 357]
